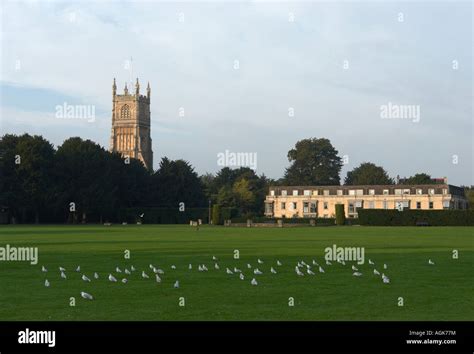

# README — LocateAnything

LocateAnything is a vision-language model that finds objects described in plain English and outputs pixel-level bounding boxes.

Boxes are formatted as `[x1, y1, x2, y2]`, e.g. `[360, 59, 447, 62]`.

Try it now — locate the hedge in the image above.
[357, 209, 474, 226]
[230, 216, 336, 226]
[335, 204, 345, 226]
[119, 207, 209, 224]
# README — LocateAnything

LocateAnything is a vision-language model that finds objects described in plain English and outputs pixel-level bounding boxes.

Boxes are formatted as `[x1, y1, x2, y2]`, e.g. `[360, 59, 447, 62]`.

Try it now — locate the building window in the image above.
[429, 201, 434, 209]
[303, 202, 309, 213]
[265, 202, 273, 215]
[304, 190, 311, 196]
[281, 190, 287, 196]
[368, 201, 375, 209]
[270, 190, 275, 196]
[323, 202, 328, 210]
[442, 189, 448, 195]
[395, 189, 402, 195]
[292, 190, 298, 196]
[416, 189, 422, 195]
[313, 190, 318, 196]
[337, 190, 343, 196]
[349, 190, 355, 196]
[120, 104, 131, 119]
[428, 189, 435, 195]
[281, 202, 286, 210]
[442, 200, 450, 209]
[403, 189, 410, 195]
[310, 202, 317, 213]
[416, 202, 421, 209]
[368, 189, 375, 195]
[356, 189, 364, 196]
[383, 189, 389, 195]
[292, 202, 297, 210]
[383, 201, 388, 209]
[323, 190, 329, 196]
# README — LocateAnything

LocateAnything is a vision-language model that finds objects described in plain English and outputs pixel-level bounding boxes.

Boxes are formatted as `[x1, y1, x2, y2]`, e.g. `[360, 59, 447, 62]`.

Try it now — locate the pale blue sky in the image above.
[1, 0, 472, 185]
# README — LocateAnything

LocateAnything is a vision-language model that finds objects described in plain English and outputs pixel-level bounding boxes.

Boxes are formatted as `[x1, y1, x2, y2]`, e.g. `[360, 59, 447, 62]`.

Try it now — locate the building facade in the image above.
[264, 179, 468, 218]
[109, 78, 153, 170]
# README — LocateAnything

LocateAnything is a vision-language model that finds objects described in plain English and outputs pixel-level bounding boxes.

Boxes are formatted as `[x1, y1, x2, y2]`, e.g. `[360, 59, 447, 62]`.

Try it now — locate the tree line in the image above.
[0, 134, 469, 223]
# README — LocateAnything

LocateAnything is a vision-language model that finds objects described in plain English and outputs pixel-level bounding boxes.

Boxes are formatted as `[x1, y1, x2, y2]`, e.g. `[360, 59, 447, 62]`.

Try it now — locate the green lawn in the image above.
[0, 225, 472, 321]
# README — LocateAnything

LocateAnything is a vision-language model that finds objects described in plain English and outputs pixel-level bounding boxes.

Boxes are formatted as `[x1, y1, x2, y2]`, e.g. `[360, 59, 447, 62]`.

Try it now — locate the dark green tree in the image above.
[400, 173, 436, 185]
[344, 162, 393, 185]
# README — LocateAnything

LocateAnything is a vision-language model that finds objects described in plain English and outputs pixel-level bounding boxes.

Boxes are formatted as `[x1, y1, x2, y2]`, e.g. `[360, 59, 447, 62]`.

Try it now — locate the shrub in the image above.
[357, 209, 474, 226]
[335, 204, 345, 225]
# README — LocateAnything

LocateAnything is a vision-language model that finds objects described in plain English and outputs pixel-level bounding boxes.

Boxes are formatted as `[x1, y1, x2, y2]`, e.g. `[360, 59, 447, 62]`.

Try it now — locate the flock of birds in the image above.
[39, 257, 438, 301]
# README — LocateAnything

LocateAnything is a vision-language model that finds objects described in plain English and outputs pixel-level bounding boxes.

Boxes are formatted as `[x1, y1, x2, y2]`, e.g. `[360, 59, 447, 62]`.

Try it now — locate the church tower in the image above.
[110, 78, 153, 170]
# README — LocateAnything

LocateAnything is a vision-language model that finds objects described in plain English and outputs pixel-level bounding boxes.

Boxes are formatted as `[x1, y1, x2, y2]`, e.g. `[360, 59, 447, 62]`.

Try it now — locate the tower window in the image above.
[120, 104, 131, 119]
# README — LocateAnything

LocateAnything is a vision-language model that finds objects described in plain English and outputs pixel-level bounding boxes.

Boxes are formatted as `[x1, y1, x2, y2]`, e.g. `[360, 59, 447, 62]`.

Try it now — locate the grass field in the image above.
[0, 225, 472, 321]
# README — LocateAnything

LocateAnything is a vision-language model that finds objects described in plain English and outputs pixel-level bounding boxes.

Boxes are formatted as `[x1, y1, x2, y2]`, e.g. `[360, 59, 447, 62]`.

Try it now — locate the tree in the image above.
[344, 162, 393, 185]
[232, 178, 256, 215]
[335, 204, 345, 225]
[284, 138, 343, 186]
[400, 173, 436, 185]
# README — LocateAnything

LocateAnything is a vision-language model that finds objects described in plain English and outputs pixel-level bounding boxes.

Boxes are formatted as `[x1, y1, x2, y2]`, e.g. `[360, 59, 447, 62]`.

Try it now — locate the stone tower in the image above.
[109, 78, 153, 170]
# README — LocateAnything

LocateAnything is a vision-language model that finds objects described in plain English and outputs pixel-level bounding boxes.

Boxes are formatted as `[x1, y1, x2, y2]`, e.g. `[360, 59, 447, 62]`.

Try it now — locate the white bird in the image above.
[226, 268, 233, 275]
[116, 267, 122, 273]
[149, 264, 154, 270]
[198, 265, 203, 272]
[121, 278, 128, 284]
[131, 265, 136, 272]
[353, 272, 363, 277]
[326, 260, 332, 266]
[60, 271, 67, 279]
[319, 266, 325, 273]
[212, 256, 217, 261]
[297, 262, 303, 268]
[277, 260, 282, 266]
[171, 265, 176, 270]
[373, 269, 380, 276]
[239, 273, 245, 280]
[155, 274, 161, 283]
[82, 274, 91, 282]
[156, 268, 164, 274]
[94, 272, 99, 279]
[81, 291, 93, 300]
[251, 278, 258, 286]
[368, 259, 374, 265]
[139, 213, 144, 218]
[428, 259, 435, 265]
[254, 268, 262, 275]
[189, 264, 192, 270]
[312, 260, 318, 266]
[202, 265, 208, 271]
[142, 271, 149, 279]
[173, 280, 179, 288]
[301, 260, 307, 266]
[233, 267, 241, 273]
[257, 259, 263, 264]
[59, 267, 66, 272]
[340, 260, 346, 266]
[41, 266, 47, 272]
[383, 263, 388, 269]
[352, 265, 358, 271]
[270, 267, 277, 274]
[44, 279, 50, 287]
[125, 269, 131, 275]
[307, 268, 315, 275]
[75, 266, 80, 272]
[382, 275, 390, 284]
[296, 268, 304, 276]
[152, 267, 158, 273]
[108, 274, 117, 282]
[214, 263, 220, 270]
[247, 264, 252, 269]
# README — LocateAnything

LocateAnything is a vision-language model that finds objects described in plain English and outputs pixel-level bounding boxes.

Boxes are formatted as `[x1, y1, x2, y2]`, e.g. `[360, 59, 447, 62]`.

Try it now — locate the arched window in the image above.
[120, 104, 130, 119]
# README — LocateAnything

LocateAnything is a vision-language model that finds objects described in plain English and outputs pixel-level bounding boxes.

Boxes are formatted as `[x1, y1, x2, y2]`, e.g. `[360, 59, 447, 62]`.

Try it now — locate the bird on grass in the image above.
[253, 268, 262, 275]
[59, 267, 66, 272]
[233, 267, 241, 273]
[212, 256, 218, 261]
[428, 259, 435, 265]
[131, 265, 136, 272]
[171, 265, 176, 270]
[116, 267, 122, 273]
[270, 267, 277, 274]
[353, 272, 362, 277]
[295, 267, 304, 276]
[75, 266, 80, 272]
[149, 264, 155, 270]
[44, 279, 50, 287]
[188, 264, 192, 270]
[257, 259, 264, 264]
[247, 264, 252, 269]
[297, 262, 303, 268]
[82, 274, 91, 282]
[60, 272, 67, 279]
[226, 268, 233, 275]
[173, 280, 179, 289]
[202, 265, 208, 271]
[41, 266, 47, 272]
[94, 272, 99, 279]
[81, 292, 93, 300]
[277, 260, 282, 266]
[121, 278, 128, 284]
[319, 266, 325, 273]
[307, 268, 315, 275]
[156, 268, 164, 275]
[142, 271, 149, 279]
[251, 278, 258, 286]
[214, 263, 220, 270]
[382, 274, 390, 284]
[373, 269, 380, 276]
[239, 273, 245, 280]
[198, 265, 203, 272]
[108, 274, 117, 282]
[124, 269, 131, 275]
[312, 260, 318, 266]
[326, 260, 332, 266]
[368, 259, 375, 265]
[155, 274, 161, 283]
[351, 265, 358, 271]
[383, 264, 388, 269]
